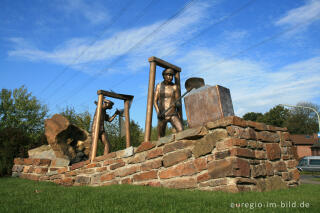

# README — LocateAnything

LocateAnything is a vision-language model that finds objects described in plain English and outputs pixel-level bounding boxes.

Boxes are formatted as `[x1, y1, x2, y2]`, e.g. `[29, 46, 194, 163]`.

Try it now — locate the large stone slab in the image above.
[184, 85, 234, 128]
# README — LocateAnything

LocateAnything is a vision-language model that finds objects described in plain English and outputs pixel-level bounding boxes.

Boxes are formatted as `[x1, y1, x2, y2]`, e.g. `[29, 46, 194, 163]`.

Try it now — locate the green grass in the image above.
[0, 178, 319, 213]
[312, 178, 320, 182]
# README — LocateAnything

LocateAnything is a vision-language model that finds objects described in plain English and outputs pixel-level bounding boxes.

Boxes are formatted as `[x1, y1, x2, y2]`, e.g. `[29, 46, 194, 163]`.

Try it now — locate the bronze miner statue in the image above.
[154, 68, 183, 138]
[91, 98, 120, 154]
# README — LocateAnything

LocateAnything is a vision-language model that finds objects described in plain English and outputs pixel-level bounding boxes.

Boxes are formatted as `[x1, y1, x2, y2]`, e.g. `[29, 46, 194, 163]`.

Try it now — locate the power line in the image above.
[105, 0, 258, 91]
[39, 0, 135, 97]
[56, 0, 198, 105]
[47, 0, 159, 102]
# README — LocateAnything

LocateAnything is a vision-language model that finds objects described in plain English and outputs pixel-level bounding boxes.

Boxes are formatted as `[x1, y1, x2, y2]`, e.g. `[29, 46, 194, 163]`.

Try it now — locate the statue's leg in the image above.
[157, 119, 167, 139]
[101, 132, 111, 155]
[170, 115, 183, 132]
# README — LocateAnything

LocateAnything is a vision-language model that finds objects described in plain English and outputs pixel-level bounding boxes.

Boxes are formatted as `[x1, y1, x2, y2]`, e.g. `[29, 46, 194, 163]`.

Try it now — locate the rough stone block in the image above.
[231, 148, 255, 158]
[199, 178, 228, 187]
[197, 172, 211, 183]
[133, 170, 158, 182]
[141, 159, 162, 171]
[194, 158, 207, 171]
[184, 85, 234, 128]
[206, 116, 247, 129]
[266, 144, 281, 160]
[101, 173, 115, 182]
[146, 147, 163, 160]
[257, 131, 280, 143]
[251, 164, 267, 177]
[14, 158, 24, 165]
[162, 177, 197, 189]
[136, 142, 155, 153]
[255, 150, 267, 159]
[50, 158, 70, 167]
[175, 126, 208, 140]
[246, 120, 267, 131]
[159, 161, 197, 179]
[156, 134, 175, 146]
[256, 176, 287, 192]
[115, 165, 140, 177]
[163, 150, 192, 167]
[110, 161, 125, 170]
[274, 161, 287, 172]
[163, 141, 186, 154]
[75, 176, 91, 185]
[208, 158, 250, 178]
[93, 152, 116, 162]
[215, 150, 231, 159]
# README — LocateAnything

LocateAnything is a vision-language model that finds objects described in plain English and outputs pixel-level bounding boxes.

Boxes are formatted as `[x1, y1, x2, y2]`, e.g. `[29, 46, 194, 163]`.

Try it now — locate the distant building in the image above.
[290, 134, 320, 160]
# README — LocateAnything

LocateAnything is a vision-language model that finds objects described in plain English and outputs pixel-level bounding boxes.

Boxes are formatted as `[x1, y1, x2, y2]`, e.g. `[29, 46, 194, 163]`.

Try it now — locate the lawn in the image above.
[0, 177, 319, 213]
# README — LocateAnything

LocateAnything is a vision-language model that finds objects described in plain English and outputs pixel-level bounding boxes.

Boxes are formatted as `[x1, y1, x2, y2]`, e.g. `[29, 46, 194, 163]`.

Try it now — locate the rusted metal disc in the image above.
[185, 77, 205, 91]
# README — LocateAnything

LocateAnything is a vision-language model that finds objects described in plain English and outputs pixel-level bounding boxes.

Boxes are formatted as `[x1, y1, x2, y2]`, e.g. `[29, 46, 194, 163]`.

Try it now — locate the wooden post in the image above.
[144, 61, 156, 142]
[175, 71, 183, 123]
[124, 99, 131, 148]
[90, 93, 103, 162]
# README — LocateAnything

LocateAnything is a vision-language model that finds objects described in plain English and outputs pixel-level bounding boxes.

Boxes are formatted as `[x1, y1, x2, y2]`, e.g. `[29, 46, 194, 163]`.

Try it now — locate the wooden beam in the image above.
[148, 56, 181, 72]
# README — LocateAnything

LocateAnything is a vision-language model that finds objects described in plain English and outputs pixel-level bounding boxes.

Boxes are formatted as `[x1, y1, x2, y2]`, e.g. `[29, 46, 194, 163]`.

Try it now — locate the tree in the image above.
[242, 112, 264, 122]
[60, 106, 91, 132]
[0, 86, 48, 135]
[261, 105, 290, 127]
[285, 102, 319, 134]
[0, 86, 48, 176]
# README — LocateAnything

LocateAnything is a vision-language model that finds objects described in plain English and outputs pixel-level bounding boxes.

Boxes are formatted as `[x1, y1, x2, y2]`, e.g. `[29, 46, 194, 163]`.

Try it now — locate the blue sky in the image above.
[1, 0, 320, 129]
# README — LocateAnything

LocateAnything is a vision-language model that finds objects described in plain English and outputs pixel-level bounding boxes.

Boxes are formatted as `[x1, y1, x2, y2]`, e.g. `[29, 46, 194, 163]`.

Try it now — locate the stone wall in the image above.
[12, 116, 300, 192]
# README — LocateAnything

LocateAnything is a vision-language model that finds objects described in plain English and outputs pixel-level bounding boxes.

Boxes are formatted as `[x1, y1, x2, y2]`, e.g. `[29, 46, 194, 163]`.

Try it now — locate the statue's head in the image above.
[102, 99, 114, 109]
[162, 68, 175, 83]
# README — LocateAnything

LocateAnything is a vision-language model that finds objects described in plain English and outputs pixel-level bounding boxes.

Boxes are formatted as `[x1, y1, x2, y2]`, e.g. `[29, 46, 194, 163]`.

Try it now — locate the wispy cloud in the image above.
[8, 1, 214, 75]
[275, 0, 320, 32]
[178, 49, 320, 115]
[58, 0, 109, 24]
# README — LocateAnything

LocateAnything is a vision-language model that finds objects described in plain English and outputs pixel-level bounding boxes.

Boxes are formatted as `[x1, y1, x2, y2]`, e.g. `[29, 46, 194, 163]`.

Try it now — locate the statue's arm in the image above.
[154, 84, 160, 116]
[108, 110, 119, 122]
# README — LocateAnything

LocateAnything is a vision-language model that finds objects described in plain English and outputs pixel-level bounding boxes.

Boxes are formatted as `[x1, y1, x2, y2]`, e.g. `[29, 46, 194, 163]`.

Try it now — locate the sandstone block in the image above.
[50, 158, 70, 167]
[266, 144, 281, 160]
[206, 116, 247, 129]
[230, 148, 255, 158]
[163, 141, 186, 154]
[208, 158, 250, 178]
[255, 150, 267, 159]
[251, 164, 267, 177]
[175, 126, 208, 140]
[162, 177, 197, 189]
[157, 134, 175, 146]
[115, 165, 140, 177]
[133, 170, 157, 182]
[286, 160, 298, 168]
[28, 145, 56, 159]
[141, 159, 162, 171]
[94, 152, 117, 162]
[163, 149, 192, 167]
[127, 152, 146, 164]
[121, 178, 132, 184]
[257, 131, 280, 143]
[61, 177, 74, 186]
[215, 150, 231, 159]
[71, 160, 89, 170]
[136, 142, 155, 153]
[246, 120, 267, 131]
[146, 147, 163, 160]
[256, 176, 287, 192]
[110, 162, 125, 170]
[192, 129, 227, 158]
[14, 158, 24, 165]
[194, 157, 207, 171]
[159, 161, 197, 179]
[75, 176, 91, 185]
[199, 178, 229, 187]
[101, 173, 115, 182]
[274, 161, 287, 172]
[197, 172, 211, 183]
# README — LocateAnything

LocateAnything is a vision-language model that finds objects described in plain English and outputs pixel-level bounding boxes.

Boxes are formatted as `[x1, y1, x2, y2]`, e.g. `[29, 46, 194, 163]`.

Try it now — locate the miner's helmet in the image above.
[162, 68, 175, 76]
[103, 99, 114, 106]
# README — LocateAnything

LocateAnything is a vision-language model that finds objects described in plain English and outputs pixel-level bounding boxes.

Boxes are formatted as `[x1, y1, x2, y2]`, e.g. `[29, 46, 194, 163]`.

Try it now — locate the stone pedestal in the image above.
[184, 85, 234, 128]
